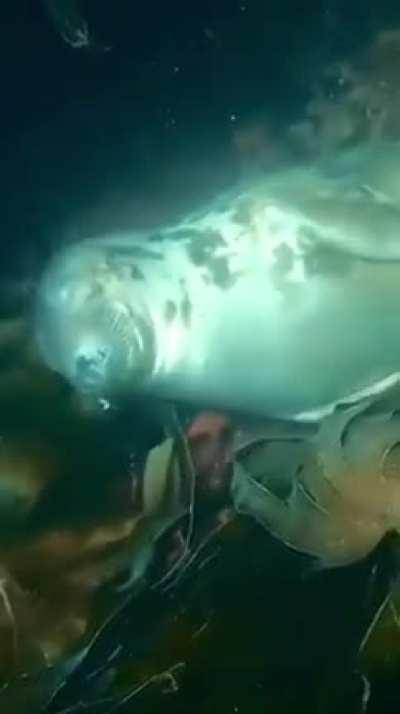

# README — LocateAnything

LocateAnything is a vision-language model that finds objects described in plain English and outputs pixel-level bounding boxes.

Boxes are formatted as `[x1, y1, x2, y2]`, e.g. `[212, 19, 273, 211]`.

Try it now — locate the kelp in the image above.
[4, 375, 400, 712]
[231, 387, 400, 568]
[42, 392, 400, 709]
[38, 409, 234, 712]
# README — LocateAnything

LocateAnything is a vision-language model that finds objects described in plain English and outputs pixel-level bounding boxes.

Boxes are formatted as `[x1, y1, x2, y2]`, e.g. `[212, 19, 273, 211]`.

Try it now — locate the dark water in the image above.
[1, 0, 390, 274]
[2, 1, 400, 712]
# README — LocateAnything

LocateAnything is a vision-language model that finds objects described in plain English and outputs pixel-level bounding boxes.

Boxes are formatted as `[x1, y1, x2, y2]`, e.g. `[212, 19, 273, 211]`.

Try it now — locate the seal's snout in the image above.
[74, 345, 110, 392]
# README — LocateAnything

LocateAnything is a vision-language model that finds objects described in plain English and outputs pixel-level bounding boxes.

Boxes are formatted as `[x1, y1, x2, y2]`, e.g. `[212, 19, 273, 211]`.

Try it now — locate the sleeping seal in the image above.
[35, 141, 400, 421]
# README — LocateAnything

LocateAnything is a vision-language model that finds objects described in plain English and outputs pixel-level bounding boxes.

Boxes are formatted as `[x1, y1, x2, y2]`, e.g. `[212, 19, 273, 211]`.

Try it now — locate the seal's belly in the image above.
[148, 252, 400, 419]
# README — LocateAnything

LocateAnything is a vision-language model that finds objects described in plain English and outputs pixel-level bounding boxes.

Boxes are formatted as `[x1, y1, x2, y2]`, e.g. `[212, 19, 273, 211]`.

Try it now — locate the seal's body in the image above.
[35, 142, 400, 421]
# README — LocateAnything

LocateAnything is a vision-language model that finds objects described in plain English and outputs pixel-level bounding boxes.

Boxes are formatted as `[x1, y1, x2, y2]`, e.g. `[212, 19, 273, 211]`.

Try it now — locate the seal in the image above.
[35, 141, 400, 421]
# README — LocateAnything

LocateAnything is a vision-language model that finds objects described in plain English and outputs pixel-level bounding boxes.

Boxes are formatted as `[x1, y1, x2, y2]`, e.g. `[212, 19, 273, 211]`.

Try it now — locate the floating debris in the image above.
[42, 0, 111, 52]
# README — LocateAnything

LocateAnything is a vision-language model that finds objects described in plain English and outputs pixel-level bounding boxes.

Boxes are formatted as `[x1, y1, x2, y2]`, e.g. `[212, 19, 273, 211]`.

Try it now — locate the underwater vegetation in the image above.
[294, 28, 400, 154]
[232, 388, 400, 568]
[1, 302, 400, 713]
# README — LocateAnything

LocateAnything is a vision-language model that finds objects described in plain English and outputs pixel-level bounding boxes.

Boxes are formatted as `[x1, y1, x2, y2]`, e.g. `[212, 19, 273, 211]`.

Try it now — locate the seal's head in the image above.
[35, 238, 156, 396]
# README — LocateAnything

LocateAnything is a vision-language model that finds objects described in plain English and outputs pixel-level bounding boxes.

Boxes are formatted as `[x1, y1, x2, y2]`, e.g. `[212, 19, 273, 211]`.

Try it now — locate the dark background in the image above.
[1, 0, 398, 283]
